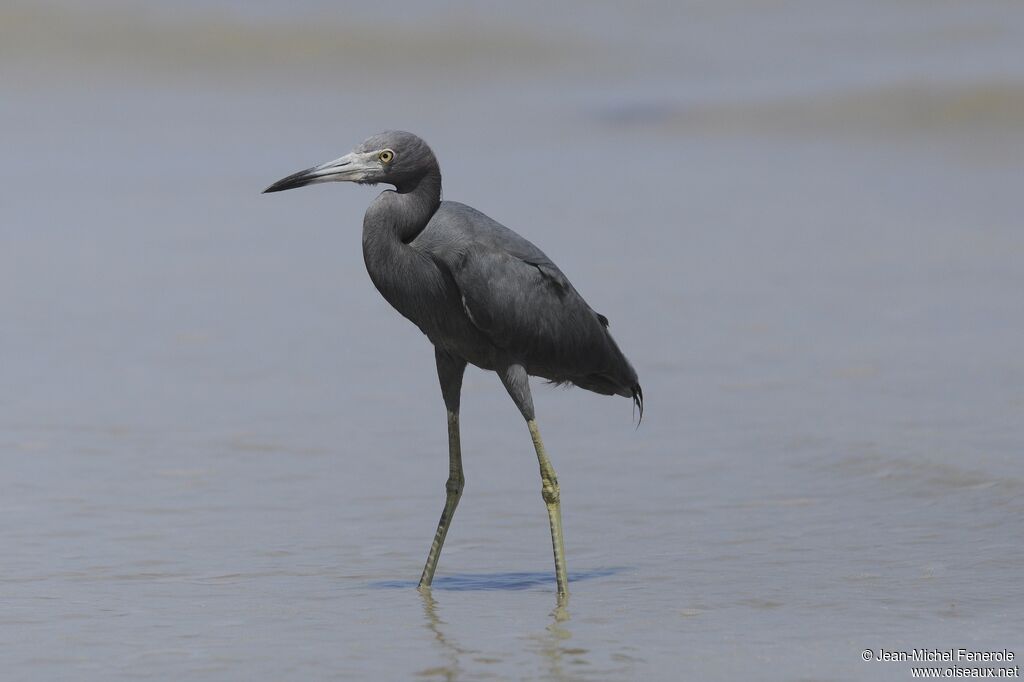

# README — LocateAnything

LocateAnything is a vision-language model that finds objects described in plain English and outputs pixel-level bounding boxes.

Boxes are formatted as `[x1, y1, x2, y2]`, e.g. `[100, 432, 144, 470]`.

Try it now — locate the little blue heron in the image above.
[264, 131, 641, 597]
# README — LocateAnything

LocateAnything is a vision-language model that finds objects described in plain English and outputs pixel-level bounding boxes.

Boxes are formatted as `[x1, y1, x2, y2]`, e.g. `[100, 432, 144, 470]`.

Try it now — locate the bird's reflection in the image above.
[535, 600, 576, 681]
[418, 588, 467, 681]
[417, 588, 587, 682]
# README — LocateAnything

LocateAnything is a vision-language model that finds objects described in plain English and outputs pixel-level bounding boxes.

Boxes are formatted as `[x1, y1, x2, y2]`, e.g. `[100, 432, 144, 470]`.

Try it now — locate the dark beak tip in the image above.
[260, 166, 315, 195]
[262, 178, 303, 194]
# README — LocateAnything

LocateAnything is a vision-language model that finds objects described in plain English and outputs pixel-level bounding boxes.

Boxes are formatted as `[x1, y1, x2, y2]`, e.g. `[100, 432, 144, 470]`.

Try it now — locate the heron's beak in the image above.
[263, 151, 376, 193]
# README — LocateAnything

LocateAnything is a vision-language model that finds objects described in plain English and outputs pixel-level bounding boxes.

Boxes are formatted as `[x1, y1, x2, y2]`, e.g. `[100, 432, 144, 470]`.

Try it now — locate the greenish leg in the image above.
[419, 410, 463, 589]
[528, 419, 568, 597]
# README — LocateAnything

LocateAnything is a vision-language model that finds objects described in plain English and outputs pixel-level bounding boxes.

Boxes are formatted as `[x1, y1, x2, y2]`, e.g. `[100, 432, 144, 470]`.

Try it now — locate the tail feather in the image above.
[539, 309, 642, 425]
[632, 384, 644, 426]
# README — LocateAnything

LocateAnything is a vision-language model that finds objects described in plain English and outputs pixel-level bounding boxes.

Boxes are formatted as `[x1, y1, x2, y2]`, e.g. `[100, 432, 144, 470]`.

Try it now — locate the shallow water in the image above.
[3, 1, 1023, 679]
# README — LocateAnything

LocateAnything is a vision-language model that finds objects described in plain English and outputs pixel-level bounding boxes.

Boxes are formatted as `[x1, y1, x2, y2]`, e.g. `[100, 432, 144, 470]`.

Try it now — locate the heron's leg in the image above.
[419, 349, 467, 589]
[529, 419, 569, 597]
[499, 364, 569, 598]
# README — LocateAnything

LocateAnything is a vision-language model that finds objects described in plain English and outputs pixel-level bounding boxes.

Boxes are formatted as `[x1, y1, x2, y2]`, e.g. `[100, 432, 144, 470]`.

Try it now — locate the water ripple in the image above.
[371, 568, 622, 591]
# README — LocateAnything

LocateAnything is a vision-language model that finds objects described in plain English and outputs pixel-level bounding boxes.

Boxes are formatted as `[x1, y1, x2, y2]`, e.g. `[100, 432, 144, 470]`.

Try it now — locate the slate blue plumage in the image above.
[265, 131, 641, 599]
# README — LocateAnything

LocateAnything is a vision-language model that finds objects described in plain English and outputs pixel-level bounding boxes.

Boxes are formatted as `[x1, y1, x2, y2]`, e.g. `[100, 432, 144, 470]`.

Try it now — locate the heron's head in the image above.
[263, 131, 438, 194]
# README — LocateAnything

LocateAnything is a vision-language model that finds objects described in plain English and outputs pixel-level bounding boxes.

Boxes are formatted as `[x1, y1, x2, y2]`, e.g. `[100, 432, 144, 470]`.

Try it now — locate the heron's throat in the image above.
[400, 168, 442, 242]
[371, 167, 442, 244]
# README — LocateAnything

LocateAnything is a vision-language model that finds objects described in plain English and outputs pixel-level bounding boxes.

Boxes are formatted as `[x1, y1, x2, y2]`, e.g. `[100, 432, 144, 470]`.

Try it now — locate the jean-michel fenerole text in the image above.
[873, 649, 1014, 663]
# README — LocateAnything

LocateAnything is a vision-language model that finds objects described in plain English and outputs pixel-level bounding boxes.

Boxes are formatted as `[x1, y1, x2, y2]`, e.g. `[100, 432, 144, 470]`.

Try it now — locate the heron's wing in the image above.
[432, 241, 614, 372]
[412, 202, 635, 397]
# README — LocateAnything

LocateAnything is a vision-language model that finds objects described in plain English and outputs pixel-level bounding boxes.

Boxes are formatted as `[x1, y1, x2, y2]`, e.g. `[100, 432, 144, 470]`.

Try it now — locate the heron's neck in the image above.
[367, 169, 441, 245]
[362, 168, 442, 302]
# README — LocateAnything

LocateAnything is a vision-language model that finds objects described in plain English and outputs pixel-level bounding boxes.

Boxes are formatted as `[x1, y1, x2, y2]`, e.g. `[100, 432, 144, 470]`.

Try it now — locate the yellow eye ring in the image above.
[379, 149, 394, 163]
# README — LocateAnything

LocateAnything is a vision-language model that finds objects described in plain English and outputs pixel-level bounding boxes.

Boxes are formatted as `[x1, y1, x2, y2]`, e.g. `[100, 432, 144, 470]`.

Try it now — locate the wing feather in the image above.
[412, 201, 636, 393]
[436, 245, 613, 376]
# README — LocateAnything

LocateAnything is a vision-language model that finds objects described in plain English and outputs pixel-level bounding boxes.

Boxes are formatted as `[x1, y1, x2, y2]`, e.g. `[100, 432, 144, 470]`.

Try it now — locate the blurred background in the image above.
[2, 1, 1023, 679]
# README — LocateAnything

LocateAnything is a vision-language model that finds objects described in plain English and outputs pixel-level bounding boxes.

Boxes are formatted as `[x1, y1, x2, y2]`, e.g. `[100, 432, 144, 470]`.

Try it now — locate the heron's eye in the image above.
[379, 149, 394, 164]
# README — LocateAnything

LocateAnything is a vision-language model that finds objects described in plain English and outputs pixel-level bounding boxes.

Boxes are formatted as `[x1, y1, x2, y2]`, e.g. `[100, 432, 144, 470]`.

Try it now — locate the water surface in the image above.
[2, 1, 1023, 679]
